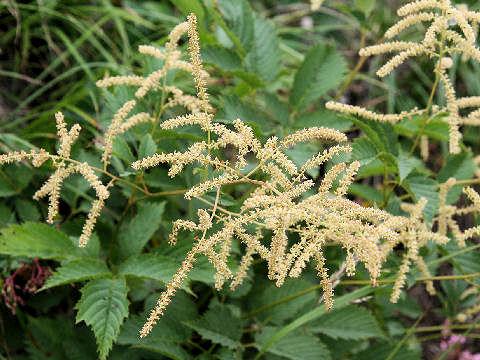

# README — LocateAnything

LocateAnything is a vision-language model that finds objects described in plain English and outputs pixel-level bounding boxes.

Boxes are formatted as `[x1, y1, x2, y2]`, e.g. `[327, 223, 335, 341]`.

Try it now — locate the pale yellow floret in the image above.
[397, 1, 443, 17]
[96, 75, 144, 88]
[102, 100, 136, 166]
[359, 42, 422, 56]
[326, 101, 422, 123]
[138, 45, 166, 59]
[79, 198, 105, 247]
[280, 127, 347, 148]
[385, 12, 437, 39]
[420, 135, 429, 161]
[377, 45, 428, 77]
[310, 0, 324, 11]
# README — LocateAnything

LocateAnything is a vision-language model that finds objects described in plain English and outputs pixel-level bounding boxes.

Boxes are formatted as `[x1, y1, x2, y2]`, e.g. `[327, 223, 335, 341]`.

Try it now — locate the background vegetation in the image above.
[1, 0, 480, 359]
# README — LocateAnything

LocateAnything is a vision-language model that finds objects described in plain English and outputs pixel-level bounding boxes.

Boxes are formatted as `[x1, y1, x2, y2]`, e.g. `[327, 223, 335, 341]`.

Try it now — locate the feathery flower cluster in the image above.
[129, 14, 453, 338]
[327, 0, 480, 154]
[0, 112, 109, 247]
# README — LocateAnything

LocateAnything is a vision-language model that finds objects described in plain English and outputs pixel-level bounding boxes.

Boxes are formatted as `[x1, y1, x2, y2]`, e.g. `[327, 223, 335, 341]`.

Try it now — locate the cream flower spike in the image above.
[327, 0, 480, 154]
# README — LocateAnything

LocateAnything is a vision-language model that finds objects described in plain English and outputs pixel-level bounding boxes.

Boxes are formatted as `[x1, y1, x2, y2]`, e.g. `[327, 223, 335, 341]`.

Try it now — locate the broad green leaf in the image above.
[184, 304, 242, 349]
[130, 341, 191, 360]
[41, 259, 111, 290]
[113, 136, 135, 164]
[218, 94, 272, 134]
[397, 151, 415, 181]
[227, 69, 264, 88]
[264, 92, 289, 125]
[0, 203, 14, 228]
[254, 285, 379, 359]
[26, 316, 97, 360]
[355, 0, 376, 16]
[0, 222, 81, 260]
[395, 114, 449, 141]
[438, 152, 475, 204]
[118, 201, 165, 257]
[286, 143, 320, 177]
[290, 44, 347, 111]
[118, 253, 178, 283]
[248, 279, 317, 325]
[138, 134, 156, 160]
[15, 199, 40, 222]
[76, 277, 129, 360]
[348, 116, 398, 154]
[0, 172, 17, 197]
[351, 342, 421, 360]
[216, 0, 254, 54]
[309, 305, 383, 340]
[444, 242, 480, 284]
[170, 0, 204, 26]
[351, 137, 378, 168]
[295, 110, 352, 131]
[402, 173, 439, 226]
[245, 15, 280, 82]
[119, 292, 196, 344]
[377, 152, 399, 174]
[202, 45, 242, 71]
[255, 327, 331, 360]
[349, 183, 383, 203]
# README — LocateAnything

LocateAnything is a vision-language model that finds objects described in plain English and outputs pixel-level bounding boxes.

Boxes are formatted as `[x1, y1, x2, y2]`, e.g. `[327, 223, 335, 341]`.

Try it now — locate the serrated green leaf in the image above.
[355, 0, 376, 16]
[352, 137, 377, 165]
[309, 305, 383, 340]
[254, 285, 379, 359]
[255, 327, 331, 360]
[118, 202, 165, 257]
[76, 277, 129, 360]
[291, 44, 347, 111]
[245, 15, 280, 82]
[132, 341, 191, 360]
[216, 0, 254, 54]
[118, 253, 178, 283]
[377, 152, 399, 174]
[0, 222, 82, 260]
[218, 94, 271, 133]
[15, 199, 40, 222]
[202, 45, 242, 71]
[295, 110, 352, 131]
[402, 174, 439, 226]
[397, 151, 415, 181]
[351, 342, 421, 360]
[349, 183, 382, 203]
[138, 134, 156, 160]
[438, 152, 475, 204]
[113, 136, 135, 164]
[0, 174, 17, 197]
[184, 304, 242, 349]
[395, 114, 449, 141]
[41, 259, 111, 291]
[0, 203, 14, 228]
[171, 0, 204, 26]
[348, 116, 398, 154]
[119, 292, 196, 344]
[248, 279, 317, 325]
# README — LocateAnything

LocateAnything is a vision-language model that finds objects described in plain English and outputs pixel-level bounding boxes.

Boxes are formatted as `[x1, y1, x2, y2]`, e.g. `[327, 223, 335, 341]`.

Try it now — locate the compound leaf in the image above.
[309, 305, 383, 340]
[41, 259, 111, 291]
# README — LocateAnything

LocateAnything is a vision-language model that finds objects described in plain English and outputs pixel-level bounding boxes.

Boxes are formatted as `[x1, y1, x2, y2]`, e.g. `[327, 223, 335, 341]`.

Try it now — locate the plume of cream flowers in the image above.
[129, 13, 451, 338]
[0, 113, 109, 247]
[0, 11, 467, 340]
[326, 0, 480, 155]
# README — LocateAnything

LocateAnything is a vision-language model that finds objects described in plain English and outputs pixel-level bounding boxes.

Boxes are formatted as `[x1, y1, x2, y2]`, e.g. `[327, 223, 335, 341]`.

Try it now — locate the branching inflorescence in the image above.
[3, 6, 480, 340]
[326, 0, 480, 155]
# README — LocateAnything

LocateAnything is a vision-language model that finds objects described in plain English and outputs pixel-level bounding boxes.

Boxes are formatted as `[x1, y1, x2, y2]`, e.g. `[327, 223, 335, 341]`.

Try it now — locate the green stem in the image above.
[409, 9, 447, 157]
